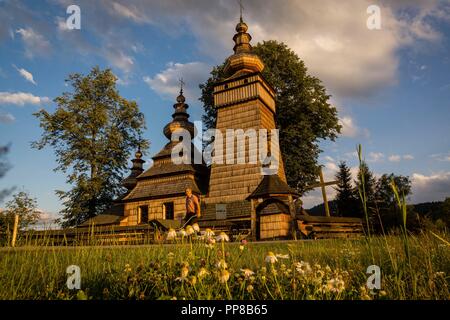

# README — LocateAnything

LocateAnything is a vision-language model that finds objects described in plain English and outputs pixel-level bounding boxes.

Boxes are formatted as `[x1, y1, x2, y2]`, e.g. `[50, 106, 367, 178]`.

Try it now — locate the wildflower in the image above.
[325, 265, 332, 273]
[176, 266, 189, 282]
[239, 245, 245, 251]
[219, 269, 230, 283]
[167, 228, 177, 240]
[276, 254, 289, 259]
[241, 239, 248, 245]
[216, 232, 230, 242]
[192, 223, 200, 233]
[265, 252, 278, 264]
[190, 276, 197, 286]
[246, 285, 254, 293]
[197, 268, 210, 279]
[167, 252, 175, 259]
[325, 277, 345, 293]
[124, 264, 132, 273]
[178, 229, 187, 237]
[204, 228, 215, 238]
[295, 261, 312, 276]
[216, 259, 228, 270]
[241, 268, 255, 279]
[379, 290, 387, 297]
[186, 225, 195, 236]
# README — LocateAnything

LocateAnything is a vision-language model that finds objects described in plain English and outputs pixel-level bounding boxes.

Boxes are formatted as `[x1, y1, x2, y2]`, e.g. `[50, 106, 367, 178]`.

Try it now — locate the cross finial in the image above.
[179, 77, 185, 95]
[238, 0, 244, 22]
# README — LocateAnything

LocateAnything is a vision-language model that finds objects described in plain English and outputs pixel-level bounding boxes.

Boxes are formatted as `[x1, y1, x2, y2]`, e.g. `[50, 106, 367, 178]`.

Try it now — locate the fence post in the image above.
[11, 214, 19, 247]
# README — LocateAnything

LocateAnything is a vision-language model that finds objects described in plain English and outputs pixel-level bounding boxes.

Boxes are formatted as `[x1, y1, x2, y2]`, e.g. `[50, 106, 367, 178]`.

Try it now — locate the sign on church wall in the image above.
[215, 204, 227, 220]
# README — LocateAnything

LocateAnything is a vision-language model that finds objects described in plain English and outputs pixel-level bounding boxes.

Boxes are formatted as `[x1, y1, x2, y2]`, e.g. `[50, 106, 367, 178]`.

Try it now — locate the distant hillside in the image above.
[305, 200, 445, 218]
[305, 200, 338, 216]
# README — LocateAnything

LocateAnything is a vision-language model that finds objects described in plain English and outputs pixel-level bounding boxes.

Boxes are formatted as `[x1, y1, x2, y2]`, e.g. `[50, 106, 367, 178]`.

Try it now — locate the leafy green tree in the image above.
[375, 173, 412, 230]
[200, 40, 341, 193]
[334, 161, 359, 217]
[32, 67, 147, 227]
[1, 191, 40, 232]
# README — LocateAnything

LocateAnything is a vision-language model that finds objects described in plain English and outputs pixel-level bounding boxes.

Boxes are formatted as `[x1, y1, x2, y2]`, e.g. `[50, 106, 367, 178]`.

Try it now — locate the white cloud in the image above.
[411, 172, 450, 203]
[388, 154, 401, 162]
[138, 0, 445, 99]
[13, 65, 37, 85]
[403, 154, 414, 160]
[431, 153, 450, 162]
[0, 92, 50, 106]
[104, 49, 135, 73]
[339, 115, 369, 138]
[16, 27, 51, 58]
[0, 113, 15, 124]
[143, 62, 210, 101]
[110, 2, 150, 24]
[55, 16, 69, 32]
[367, 152, 385, 163]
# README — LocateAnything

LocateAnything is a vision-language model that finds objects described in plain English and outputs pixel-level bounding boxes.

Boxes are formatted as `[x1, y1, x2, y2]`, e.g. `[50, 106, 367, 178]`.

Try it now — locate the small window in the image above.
[139, 205, 149, 224]
[163, 202, 174, 220]
[224, 84, 228, 89]
[243, 79, 248, 84]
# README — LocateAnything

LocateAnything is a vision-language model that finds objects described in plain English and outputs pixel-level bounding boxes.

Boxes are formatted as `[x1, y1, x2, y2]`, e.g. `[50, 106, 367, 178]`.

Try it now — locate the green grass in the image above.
[0, 233, 449, 300]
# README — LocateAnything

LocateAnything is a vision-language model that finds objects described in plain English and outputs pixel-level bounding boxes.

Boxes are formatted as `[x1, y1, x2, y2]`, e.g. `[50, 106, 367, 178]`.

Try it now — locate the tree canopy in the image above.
[32, 67, 148, 227]
[1, 191, 40, 232]
[200, 40, 341, 193]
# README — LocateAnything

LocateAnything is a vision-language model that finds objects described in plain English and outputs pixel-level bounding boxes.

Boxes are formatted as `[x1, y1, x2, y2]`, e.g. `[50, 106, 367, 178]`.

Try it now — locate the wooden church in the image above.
[77, 14, 363, 241]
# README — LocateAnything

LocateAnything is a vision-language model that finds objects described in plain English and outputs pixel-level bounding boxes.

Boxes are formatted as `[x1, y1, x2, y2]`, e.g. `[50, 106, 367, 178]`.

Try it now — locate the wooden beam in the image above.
[319, 168, 331, 217]
[305, 180, 339, 190]
[11, 214, 19, 247]
[250, 199, 257, 241]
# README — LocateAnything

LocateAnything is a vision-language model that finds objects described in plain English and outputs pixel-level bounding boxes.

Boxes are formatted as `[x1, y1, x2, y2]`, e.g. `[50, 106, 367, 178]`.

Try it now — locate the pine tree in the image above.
[334, 161, 358, 217]
[354, 161, 377, 222]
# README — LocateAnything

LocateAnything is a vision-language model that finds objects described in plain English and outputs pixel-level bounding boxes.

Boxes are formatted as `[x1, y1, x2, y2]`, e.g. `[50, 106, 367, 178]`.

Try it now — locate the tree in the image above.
[0, 191, 40, 232]
[375, 173, 412, 230]
[32, 67, 148, 227]
[334, 161, 359, 217]
[355, 161, 376, 203]
[375, 173, 412, 208]
[200, 40, 341, 193]
[354, 161, 377, 224]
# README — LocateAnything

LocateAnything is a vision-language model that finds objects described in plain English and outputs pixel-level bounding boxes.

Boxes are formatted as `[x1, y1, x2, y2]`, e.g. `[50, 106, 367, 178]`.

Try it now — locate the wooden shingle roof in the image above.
[247, 174, 298, 199]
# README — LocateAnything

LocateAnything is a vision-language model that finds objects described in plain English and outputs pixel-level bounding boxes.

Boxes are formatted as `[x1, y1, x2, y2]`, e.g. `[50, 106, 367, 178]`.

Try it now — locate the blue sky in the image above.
[0, 0, 449, 223]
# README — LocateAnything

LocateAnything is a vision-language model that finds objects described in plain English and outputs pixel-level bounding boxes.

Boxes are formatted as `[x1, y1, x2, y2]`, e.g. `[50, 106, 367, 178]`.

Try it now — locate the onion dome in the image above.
[163, 87, 195, 140]
[223, 15, 264, 78]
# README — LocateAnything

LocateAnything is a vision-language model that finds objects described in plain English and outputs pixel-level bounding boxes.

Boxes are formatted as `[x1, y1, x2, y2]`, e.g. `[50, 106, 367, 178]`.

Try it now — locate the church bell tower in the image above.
[204, 14, 287, 216]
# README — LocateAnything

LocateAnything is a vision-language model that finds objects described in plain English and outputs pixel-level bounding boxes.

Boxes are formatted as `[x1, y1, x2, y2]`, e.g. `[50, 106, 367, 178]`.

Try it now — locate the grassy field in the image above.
[0, 232, 449, 300]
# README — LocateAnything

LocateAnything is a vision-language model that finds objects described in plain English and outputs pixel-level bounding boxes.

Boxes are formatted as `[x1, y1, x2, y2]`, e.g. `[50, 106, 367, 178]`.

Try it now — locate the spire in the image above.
[223, 2, 264, 78]
[122, 145, 145, 191]
[163, 84, 195, 140]
[239, 0, 244, 23]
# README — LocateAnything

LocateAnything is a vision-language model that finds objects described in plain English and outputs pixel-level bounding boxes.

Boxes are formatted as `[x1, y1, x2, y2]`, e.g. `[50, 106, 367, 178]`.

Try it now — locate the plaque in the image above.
[215, 204, 227, 220]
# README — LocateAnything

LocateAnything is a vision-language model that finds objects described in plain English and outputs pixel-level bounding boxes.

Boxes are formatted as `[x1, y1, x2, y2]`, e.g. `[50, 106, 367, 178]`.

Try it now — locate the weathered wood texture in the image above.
[297, 215, 364, 239]
[260, 213, 291, 240]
